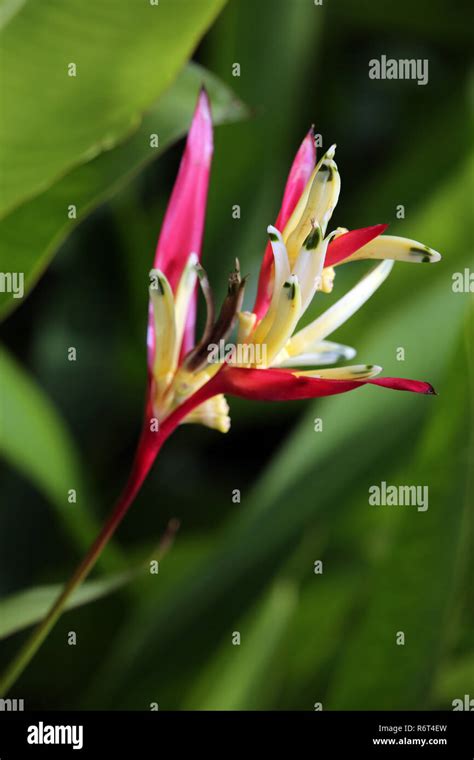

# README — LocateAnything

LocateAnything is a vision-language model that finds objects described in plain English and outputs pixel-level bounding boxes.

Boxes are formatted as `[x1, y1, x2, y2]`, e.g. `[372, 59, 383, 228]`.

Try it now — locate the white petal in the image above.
[292, 223, 330, 316]
[250, 226, 290, 344]
[149, 268, 177, 391]
[295, 364, 382, 379]
[174, 252, 199, 348]
[263, 275, 302, 366]
[337, 234, 441, 265]
[286, 259, 394, 356]
[283, 145, 341, 264]
[274, 340, 356, 367]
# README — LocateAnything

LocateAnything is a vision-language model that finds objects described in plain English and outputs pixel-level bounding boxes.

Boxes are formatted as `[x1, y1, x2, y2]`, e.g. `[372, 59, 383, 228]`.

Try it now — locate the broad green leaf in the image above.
[0, 63, 247, 319]
[184, 580, 297, 710]
[0, 344, 121, 566]
[0, 0, 227, 216]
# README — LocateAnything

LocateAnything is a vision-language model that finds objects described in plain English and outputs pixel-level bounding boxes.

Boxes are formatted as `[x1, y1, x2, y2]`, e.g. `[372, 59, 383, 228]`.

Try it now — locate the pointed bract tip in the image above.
[297, 127, 317, 163]
[198, 83, 210, 102]
[188, 86, 213, 149]
[196, 85, 212, 118]
[425, 384, 437, 396]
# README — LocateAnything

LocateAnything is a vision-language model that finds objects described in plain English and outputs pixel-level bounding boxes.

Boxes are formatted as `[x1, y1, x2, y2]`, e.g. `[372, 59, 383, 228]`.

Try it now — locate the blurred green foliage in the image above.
[0, 0, 472, 710]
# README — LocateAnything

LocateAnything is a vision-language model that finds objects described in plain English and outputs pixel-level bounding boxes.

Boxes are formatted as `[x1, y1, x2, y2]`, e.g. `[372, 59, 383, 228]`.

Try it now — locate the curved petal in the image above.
[341, 234, 442, 265]
[193, 365, 436, 403]
[283, 146, 340, 264]
[253, 129, 316, 321]
[325, 224, 388, 267]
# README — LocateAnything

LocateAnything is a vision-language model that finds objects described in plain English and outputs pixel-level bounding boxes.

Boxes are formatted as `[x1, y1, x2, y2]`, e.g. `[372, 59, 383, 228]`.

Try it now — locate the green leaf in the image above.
[0, 344, 121, 565]
[184, 580, 298, 710]
[0, 0, 227, 216]
[0, 63, 247, 319]
[331, 0, 472, 43]
[326, 343, 471, 709]
[433, 654, 474, 708]
[0, 568, 136, 641]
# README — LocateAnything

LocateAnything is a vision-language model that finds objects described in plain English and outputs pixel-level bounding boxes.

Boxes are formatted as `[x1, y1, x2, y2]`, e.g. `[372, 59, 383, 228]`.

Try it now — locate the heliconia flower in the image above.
[0, 89, 443, 695]
[120, 88, 441, 518]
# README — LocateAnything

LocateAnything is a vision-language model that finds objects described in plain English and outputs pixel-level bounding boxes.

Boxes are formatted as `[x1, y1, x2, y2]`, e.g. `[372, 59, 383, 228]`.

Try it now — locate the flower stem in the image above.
[0, 422, 165, 697]
[0, 494, 131, 696]
[0, 372, 216, 696]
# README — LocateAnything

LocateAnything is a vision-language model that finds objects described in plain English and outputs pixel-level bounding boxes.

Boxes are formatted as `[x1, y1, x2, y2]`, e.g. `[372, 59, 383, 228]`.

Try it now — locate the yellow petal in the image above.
[295, 364, 382, 379]
[149, 268, 177, 393]
[283, 145, 341, 264]
[174, 253, 199, 347]
[183, 394, 231, 433]
[250, 226, 291, 345]
[263, 275, 302, 366]
[335, 235, 441, 266]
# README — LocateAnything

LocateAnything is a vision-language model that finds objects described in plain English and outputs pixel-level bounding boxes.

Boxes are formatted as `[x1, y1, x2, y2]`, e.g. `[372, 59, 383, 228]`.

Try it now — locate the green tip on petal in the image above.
[149, 269, 165, 295]
[319, 163, 334, 181]
[409, 245, 442, 263]
[303, 224, 322, 250]
[283, 279, 297, 300]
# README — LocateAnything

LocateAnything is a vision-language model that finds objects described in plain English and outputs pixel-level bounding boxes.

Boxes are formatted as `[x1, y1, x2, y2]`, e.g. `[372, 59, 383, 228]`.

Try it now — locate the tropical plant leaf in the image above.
[0, 344, 122, 565]
[184, 580, 298, 710]
[327, 339, 471, 709]
[0, 63, 247, 319]
[0, 0, 227, 216]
